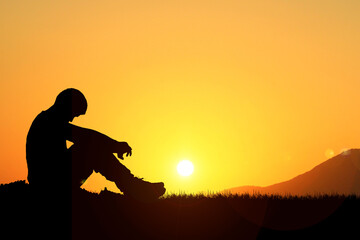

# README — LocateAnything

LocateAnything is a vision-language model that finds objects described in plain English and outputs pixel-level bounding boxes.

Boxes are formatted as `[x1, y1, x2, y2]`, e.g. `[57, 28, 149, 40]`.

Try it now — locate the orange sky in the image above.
[1, 1, 359, 193]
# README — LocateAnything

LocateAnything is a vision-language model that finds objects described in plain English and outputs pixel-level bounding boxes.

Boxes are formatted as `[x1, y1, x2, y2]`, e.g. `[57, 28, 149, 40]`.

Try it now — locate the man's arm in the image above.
[65, 123, 132, 159]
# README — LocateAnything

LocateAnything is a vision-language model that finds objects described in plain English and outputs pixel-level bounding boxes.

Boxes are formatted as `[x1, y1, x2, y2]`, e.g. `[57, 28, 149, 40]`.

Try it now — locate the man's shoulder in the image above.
[32, 111, 48, 123]
[32, 110, 63, 128]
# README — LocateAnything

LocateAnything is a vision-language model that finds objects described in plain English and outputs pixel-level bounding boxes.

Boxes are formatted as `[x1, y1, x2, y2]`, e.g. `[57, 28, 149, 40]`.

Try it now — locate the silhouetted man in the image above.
[26, 88, 165, 200]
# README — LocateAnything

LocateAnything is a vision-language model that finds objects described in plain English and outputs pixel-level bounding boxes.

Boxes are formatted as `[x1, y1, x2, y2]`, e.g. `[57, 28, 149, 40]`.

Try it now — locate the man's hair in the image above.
[54, 88, 87, 115]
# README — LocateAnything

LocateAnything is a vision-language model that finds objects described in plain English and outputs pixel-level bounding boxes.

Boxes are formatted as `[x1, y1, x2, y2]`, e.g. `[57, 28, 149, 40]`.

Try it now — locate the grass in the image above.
[1, 181, 359, 239]
[2, 180, 358, 200]
[163, 191, 360, 200]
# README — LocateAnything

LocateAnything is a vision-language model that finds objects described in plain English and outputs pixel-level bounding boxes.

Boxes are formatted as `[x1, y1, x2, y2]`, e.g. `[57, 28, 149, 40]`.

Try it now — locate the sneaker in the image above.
[119, 177, 166, 200]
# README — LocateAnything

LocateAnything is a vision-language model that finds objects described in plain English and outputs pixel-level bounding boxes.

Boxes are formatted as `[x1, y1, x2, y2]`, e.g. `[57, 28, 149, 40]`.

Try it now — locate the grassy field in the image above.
[1, 181, 359, 239]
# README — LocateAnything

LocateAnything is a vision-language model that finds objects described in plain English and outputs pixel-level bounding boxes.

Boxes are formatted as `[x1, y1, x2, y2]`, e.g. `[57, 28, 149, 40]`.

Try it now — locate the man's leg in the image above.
[70, 144, 166, 199]
[70, 144, 94, 189]
[70, 144, 134, 189]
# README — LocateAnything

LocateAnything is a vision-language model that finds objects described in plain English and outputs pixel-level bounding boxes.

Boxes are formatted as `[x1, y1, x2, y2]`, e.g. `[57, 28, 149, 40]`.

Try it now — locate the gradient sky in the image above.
[1, 0, 359, 193]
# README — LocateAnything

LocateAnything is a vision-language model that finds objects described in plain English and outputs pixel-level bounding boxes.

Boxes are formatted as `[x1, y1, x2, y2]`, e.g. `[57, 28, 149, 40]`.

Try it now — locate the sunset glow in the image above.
[177, 160, 194, 177]
[0, 1, 359, 194]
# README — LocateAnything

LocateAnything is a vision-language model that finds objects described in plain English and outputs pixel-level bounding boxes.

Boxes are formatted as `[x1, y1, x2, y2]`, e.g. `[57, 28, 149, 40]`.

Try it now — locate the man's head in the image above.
[53, 88, 87, 122]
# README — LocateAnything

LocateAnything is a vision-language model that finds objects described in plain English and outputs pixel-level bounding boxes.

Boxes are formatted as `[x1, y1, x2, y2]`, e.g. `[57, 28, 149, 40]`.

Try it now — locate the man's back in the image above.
[26, 109, 70, 188]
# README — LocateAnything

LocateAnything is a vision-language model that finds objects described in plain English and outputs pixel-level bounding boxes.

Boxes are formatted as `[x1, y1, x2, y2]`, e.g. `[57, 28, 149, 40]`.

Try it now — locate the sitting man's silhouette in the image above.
[26, 88, 166, 199]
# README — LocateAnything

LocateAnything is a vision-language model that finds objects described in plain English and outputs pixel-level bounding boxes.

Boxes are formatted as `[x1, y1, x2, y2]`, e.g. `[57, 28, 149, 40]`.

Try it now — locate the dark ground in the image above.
[1, 181, 359, 240]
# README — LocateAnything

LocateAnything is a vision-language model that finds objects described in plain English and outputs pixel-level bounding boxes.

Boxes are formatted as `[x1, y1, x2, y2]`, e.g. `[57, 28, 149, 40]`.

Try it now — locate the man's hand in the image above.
[116, 142, 132, 160]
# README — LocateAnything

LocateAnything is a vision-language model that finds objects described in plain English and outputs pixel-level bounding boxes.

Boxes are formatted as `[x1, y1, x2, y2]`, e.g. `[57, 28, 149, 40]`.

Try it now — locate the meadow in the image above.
[1, 181, 359, 239]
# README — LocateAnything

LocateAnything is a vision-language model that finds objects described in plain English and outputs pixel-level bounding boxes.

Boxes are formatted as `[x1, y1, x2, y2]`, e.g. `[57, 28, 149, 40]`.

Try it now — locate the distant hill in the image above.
[226, 149, 360, 196]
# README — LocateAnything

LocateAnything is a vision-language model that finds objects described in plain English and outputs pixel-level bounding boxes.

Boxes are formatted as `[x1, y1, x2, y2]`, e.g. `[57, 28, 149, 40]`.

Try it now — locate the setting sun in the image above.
[177, 160, 194, 177]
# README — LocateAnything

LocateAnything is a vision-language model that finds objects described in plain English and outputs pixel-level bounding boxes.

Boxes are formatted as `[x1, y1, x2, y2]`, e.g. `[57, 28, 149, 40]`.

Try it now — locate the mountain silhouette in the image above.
[226, 149, 360, 195]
